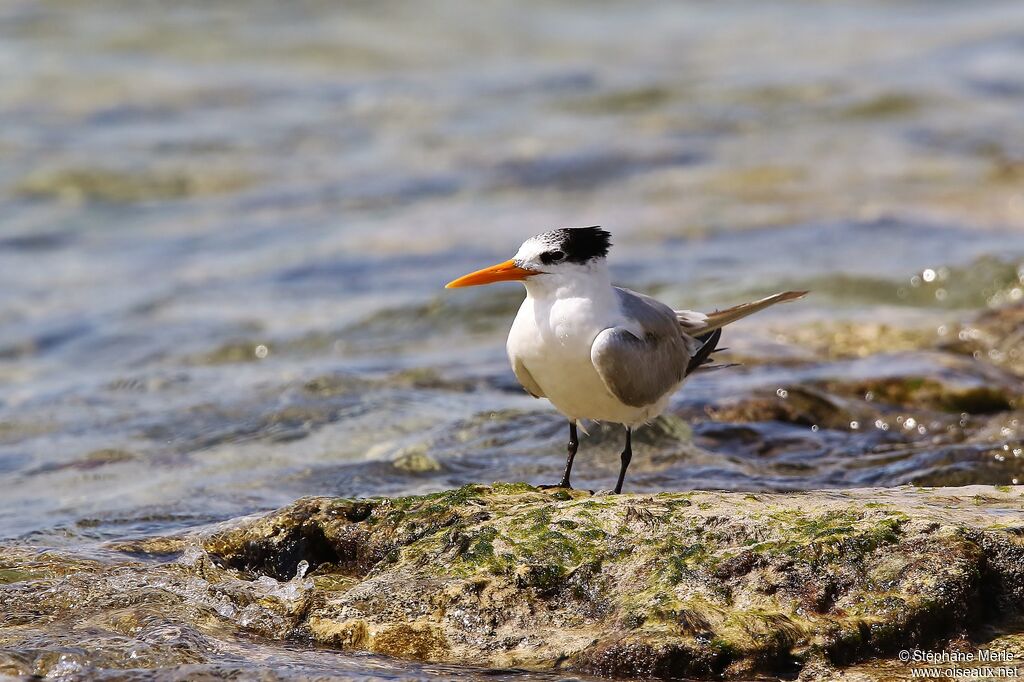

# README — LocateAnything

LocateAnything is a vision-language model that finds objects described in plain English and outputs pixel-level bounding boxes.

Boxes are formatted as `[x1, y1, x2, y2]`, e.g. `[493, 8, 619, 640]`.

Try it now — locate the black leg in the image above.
[557, 421, 579, 488]
[540, 421, 578, 490]
[613, 427, 632, 494]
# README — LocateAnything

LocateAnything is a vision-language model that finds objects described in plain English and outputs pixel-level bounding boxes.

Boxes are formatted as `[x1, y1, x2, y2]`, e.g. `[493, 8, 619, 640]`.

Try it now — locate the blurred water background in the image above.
[2, 1, 1024, 678]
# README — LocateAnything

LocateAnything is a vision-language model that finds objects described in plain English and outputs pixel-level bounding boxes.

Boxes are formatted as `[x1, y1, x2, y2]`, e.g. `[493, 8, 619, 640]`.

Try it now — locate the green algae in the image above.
[832, 376, 1017, 415]
[840, 92, 925, 119]
[663, 541, 718, 583]
[384, 483, 489, 516]
[489, 482, 538, 495]
[391, 449, 442, 474]
[17, 165, 257, 203]
[0, 567, 41, 584]
[55, 484, 1015, 679]
[747, 509, 908, 564]
[560, 86, 674, 115]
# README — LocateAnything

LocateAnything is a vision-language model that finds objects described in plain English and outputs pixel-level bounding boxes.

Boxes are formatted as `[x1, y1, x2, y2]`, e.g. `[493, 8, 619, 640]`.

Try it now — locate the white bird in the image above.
[446, 227, 806, 493]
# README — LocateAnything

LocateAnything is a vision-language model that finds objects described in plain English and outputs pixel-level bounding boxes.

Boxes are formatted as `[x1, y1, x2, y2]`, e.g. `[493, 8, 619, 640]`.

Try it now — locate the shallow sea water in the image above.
[2, 0, 1024, 678]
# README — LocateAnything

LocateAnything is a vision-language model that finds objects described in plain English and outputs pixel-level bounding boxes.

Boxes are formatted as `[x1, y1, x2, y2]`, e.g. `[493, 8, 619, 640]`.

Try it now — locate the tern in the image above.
[446, 227, 806, 493]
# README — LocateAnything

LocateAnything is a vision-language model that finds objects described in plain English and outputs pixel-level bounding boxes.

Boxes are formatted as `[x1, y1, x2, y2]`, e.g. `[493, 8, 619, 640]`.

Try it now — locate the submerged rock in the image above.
[943, 303, 1024, 376]
[16, 165, 257, 203]
[8, 485, 1023, 680]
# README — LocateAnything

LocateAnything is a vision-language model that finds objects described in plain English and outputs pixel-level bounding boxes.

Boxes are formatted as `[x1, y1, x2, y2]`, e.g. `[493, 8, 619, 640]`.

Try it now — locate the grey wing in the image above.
[590, 289, 693, 408]
[511, 356, 544, 398]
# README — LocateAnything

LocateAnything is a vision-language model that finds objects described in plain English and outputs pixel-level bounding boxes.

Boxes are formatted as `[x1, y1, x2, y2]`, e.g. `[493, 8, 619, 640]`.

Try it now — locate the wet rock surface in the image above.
[5, 485, 1024, 680]
[685, 301, 1024, 491]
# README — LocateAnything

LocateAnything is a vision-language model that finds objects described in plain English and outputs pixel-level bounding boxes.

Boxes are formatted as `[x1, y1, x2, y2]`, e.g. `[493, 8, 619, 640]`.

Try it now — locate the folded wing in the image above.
[511, 356, 545, 398]
[591, 289, 692, 408]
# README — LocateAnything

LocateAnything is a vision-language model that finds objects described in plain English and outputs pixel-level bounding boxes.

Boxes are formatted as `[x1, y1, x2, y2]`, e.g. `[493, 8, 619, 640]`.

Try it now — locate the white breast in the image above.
[507, 284, 654, 425]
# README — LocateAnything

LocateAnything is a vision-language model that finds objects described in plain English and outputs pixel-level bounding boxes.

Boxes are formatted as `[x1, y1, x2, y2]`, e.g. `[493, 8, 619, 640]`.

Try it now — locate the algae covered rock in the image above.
[3, 485, 1024, 680]
[197, 484, 1024, 679]
[16, 165, 256, 203]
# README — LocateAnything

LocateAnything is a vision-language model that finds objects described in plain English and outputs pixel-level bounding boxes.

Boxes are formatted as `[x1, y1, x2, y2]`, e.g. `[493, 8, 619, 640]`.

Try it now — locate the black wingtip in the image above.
[687, 327, 722, 375]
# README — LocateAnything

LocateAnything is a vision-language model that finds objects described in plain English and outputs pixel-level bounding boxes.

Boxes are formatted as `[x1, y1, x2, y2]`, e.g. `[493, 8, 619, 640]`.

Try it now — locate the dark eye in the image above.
[539, 250, 565, 265]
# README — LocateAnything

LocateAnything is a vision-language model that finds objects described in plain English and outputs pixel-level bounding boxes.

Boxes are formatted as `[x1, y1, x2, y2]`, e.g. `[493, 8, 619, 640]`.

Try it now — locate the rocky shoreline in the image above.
[4, 484, 1024, 680]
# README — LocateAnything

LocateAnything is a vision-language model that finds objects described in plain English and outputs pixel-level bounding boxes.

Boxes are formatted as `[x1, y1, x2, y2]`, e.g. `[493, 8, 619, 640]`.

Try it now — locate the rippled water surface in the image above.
[2, 0, 1024, 678]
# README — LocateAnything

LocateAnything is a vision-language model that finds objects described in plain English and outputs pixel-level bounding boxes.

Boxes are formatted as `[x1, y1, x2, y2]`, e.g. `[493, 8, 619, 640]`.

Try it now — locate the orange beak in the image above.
[445, 259, 539, 288]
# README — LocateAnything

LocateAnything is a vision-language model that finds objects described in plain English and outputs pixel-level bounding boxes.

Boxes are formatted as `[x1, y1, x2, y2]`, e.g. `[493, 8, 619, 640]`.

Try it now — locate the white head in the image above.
[445, 227, 612, 291]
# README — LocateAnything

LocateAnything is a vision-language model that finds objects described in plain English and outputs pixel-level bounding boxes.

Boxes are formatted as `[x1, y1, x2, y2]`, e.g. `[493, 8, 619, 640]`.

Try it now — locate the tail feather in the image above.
[692, 362, 740, 373]
[677, 290, 807, 334]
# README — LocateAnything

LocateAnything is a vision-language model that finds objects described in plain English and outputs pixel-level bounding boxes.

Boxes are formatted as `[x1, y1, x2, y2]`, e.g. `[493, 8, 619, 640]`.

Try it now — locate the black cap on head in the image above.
[540, 226, 612, 264]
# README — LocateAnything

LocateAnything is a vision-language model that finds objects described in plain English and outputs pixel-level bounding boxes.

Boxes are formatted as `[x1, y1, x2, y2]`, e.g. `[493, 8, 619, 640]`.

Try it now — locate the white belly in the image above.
[507, 295, 667, 425]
